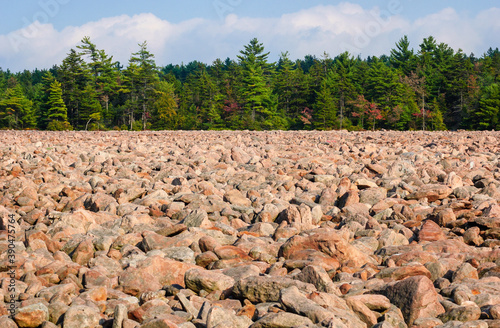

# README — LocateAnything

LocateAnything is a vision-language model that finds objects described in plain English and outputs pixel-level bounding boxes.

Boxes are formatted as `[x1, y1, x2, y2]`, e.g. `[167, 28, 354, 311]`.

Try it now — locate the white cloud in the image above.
[0, 4, 499, 72]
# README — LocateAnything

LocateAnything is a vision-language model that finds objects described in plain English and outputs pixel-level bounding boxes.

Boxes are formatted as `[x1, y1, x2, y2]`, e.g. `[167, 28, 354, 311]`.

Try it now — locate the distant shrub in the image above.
[47, 120, 73, 131]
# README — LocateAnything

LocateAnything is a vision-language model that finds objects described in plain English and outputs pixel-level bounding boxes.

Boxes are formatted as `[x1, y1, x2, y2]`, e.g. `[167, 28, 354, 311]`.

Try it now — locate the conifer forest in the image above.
[1, 36, 499, 131]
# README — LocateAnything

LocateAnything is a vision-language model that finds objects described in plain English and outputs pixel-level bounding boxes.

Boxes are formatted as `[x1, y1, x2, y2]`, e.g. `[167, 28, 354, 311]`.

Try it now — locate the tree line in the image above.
[0, 35, 499, 131]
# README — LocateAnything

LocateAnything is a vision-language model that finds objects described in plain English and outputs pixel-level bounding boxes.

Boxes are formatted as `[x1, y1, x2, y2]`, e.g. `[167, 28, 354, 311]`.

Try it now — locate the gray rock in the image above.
[233, 275, 316, 303]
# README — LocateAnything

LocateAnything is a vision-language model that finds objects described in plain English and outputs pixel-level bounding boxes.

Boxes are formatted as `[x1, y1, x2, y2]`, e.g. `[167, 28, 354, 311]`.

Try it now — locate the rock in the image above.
[373, 305, 408, 328]
[2, 130, 500, 328]
[185, 268, 235, 293]
[346, 294, 391, 312]
[14, 303, 49, 328]
[366, 163, 387, 175]
[63, 305, 100, 328]
[233, 275, 316, 303]
[436, 208, 456, 226]
[377, 275, 445, 326]
[0, 317, 19, 328]
[176, 293, 199, 319]
[359, 187, 387, 207]
[446, 172, 463, 189]
[249, 312, 315, 328]
[438, 302, 481, 323]
[451, 262, 478, 282]
[407, 184, 452, 202]
[112, 304, 128, 328]
[181, 209, 212, 228]
[375, 264, 432, 281]
[206, 305, 253, 328]
[277, 205, 315, 232]
[294, 265, 338, 294]
[279, 286, 335, 324]
[463, 227, 484, 246]
[140, 318, 181, 328]
[346, 297, 378, 327]
[280, 287, 366, 327]
[418, 220, 447, 242]
[279, 228, 375, 267]
[224, 189, 251, 207]
[119, 256, 197, 296]
[338, 190, 360, 209]
[72, 238, 95, 265]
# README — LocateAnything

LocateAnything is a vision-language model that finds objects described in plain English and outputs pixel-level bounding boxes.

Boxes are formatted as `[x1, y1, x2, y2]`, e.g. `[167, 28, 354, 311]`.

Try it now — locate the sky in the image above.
[0, 0, 499, 72]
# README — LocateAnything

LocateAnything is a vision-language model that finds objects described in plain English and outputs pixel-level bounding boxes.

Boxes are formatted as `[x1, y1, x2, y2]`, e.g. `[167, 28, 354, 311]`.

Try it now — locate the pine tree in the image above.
[329, 52, 358, 129]
[128, 41, 158, 130]
[366, 58, 407, 115]
[59, 48, 89, 127]
[77, 37, 122, 126]
[312, 78, 337, 130]
[390, 36, 416, 76]
[0, 84, 36, 129]
[80, 84, 102, 130]
[274, 52, 311, 128]
[237, 38, 281, 129]
[151, 81, 178, 130]
[46, 80, 72, 130]
[471, 83, 500, 130]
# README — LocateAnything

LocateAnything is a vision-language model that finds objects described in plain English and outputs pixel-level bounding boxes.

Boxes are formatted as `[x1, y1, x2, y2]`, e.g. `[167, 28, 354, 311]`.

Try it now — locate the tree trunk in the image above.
[422, 94, 425, 131]
[142, 103, 146, 131]
[339, 95, 344, 130]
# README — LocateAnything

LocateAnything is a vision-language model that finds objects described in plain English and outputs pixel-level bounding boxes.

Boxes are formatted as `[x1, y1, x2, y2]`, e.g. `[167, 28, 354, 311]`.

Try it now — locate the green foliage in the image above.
[80, 84, 102, 130]
[151, 81, 178, 130]
[390, 36, 416, 76]
[471, 83, 500, 130]
[313, 79, 337, 130]
[47, 120, 73, 131]
[3, 35, 500, 131]
[47, 80, 70, 126]
[127, 41, 158, 130]
[0, 84, 36, 129]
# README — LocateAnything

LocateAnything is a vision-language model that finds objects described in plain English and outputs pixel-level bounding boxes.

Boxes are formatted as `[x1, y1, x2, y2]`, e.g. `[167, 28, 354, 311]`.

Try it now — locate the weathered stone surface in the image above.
[438, 302, 481, 323]
[63, 305, 100, 328]
[14, 303, 49, 328]
[119, 256, 197, 296]
[377, 275, 445, 326]
[1, 130, 500, 328]
[278, 228, 375, 267]
[233, 275, 316, 303]
[294, 265, 338, 294]
[418, 220, 447, 242]
[376, 264, 432, 281]
[184, 268, 235, 293]
[249, 312, 315, 328]
[206, 305, 253, 328]
[407, 184, 452, 202]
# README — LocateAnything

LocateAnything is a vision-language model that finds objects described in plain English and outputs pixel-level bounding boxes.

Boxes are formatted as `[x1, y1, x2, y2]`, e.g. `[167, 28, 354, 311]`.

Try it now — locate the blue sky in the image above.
[1, 0, 499, 71]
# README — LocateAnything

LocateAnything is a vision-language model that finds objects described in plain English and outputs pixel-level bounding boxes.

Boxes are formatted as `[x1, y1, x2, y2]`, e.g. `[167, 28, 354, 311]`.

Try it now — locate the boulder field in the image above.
[0, 130, 499, 328]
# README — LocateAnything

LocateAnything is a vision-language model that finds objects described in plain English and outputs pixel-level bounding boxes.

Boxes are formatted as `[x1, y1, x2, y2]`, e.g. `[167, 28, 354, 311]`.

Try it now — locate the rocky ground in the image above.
[0, 130, 499, 328]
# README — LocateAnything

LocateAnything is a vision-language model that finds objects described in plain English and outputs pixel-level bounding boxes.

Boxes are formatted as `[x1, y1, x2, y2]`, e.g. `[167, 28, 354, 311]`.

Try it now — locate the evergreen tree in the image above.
[329, 52, 358, 129]
[274, 52, 311, 128]
[59, 48, 89, 127]
[128, 41, 158, 130]
[237, 38, 281, 129]
[80, 84, 102, 130]
[151, 81, 178, 130]
[390, 36, 416, 76]
[366, 57, 408, 123]
[77, 37, 122, 125]
[313, 79, 337, 130]
[0, 84, 36, 129]
[46, 80, 72, 130]
[471, 83, 500, 130]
